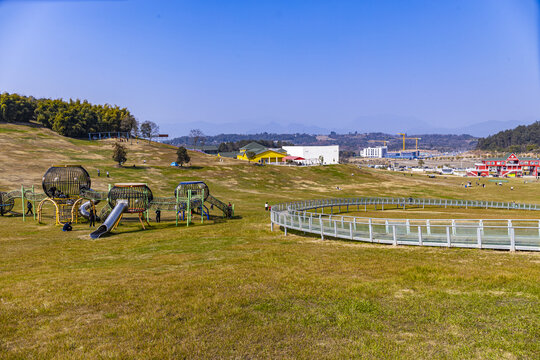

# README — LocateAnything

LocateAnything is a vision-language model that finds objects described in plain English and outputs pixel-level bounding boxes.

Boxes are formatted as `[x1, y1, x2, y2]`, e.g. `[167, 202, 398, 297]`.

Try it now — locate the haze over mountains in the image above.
[163, 117, 537, 138]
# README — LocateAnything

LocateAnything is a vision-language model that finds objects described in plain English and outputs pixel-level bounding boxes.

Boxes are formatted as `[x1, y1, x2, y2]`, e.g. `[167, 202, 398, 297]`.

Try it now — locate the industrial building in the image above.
[360, 146, 388, 158]
[282, 145, 339, 165]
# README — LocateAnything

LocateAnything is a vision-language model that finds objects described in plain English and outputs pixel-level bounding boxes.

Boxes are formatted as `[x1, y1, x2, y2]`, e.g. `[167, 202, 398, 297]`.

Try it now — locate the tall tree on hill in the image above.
[0, 93, 36, 123]
[140, 120, 159, 143]
[120, 114, 138, 137]
[189, 129, 204, 147]
[176, 146, 191, 167]
[112, 142, 127, 166]
[246, 151, 256, 163]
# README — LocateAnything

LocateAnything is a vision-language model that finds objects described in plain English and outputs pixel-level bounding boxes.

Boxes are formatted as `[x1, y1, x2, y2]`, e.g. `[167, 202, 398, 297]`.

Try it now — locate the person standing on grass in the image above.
[265, 202, 268, 211]
[106, 171, 110, 178]
[26, 201, 33, 215]
[97, 169, 100, 177]
[155, 209, 161, 223]
[89, 206, 96, 228]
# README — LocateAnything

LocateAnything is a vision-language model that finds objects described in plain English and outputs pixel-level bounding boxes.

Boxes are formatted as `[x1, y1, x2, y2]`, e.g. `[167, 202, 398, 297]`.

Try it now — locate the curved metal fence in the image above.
[270, 197, 540, 251]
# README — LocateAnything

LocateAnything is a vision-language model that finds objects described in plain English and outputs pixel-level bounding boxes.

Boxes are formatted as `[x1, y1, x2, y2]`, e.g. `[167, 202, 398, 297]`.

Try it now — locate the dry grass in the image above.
[0, 124, 539, 359]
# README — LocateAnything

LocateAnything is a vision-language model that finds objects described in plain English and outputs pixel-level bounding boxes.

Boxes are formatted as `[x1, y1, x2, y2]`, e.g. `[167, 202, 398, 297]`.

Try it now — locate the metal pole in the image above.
[32, 185, 36, 220]
[21, 185, 25, 222]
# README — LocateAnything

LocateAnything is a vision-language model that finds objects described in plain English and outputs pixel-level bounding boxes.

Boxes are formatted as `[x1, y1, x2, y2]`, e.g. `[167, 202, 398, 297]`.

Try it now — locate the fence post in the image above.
[309, 215, 312, 231]
[334, 220, 337, 237]
[507, 220, 512, 237]
[510, 227, 515, 252]
[418, 226, 423, 246]
[479, 219, 484, 235]
[369, 218, 373, 242]
[392, 225, 397, 246]
[353, 217, 356, 231]
[426, 219, 431, 235]
[350, 222, 353, 240]
[446, 226, 451, 247]
[477, 227, 482, 249]
[320, 215, 324, 240]
[385, 219, 389, 234]
[406, 219, 410, 234]
[452, 219, 456, 235]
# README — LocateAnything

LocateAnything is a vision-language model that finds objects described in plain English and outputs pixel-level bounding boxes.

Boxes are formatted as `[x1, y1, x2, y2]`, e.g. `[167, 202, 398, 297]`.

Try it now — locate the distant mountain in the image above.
[476, 121, 540, 152]
[168, 132, 477, 152]
[161, 117, 537, 138]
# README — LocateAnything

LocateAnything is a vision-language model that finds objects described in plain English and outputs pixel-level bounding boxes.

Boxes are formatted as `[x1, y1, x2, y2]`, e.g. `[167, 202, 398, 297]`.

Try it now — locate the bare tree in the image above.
[189, 129, 204, 147]
[140, 121, 160, 143]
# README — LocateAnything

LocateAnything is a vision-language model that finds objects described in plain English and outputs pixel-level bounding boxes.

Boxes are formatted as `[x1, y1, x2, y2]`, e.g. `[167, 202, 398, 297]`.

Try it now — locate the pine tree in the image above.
[176, 146, 191, 167]
[112, 142, 127, 166]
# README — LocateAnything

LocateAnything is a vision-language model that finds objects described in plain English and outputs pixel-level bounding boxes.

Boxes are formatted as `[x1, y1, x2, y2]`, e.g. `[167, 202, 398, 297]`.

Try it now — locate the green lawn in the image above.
[0, 124, 539, 359]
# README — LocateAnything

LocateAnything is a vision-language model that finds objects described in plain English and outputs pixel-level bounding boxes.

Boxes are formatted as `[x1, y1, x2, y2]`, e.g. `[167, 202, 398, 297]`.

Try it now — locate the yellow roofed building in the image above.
[237, 142, 287, 163]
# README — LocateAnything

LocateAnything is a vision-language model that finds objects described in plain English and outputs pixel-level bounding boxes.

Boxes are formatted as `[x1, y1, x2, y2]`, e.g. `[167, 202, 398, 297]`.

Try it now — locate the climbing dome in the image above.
[0, 192, 14, 215]
[42, 165, 91, 198]
[109, 183, 153, 213]
[174, 181, 209, 201]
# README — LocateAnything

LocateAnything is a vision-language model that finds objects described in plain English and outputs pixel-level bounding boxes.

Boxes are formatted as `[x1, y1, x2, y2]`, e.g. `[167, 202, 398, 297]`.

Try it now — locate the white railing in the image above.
[270, 197, 540, 251]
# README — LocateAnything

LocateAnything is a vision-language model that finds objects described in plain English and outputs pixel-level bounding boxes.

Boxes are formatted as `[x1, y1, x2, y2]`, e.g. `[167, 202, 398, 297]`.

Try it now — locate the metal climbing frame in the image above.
[108, 183, 153, 213]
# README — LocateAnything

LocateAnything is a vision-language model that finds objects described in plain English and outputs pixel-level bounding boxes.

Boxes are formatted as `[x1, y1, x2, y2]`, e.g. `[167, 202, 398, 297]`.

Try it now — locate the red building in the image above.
[468, 153, 540, 177]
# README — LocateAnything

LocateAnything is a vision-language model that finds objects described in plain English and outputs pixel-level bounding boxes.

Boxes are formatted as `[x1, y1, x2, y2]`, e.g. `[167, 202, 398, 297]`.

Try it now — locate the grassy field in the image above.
[0, 124, 539, 359]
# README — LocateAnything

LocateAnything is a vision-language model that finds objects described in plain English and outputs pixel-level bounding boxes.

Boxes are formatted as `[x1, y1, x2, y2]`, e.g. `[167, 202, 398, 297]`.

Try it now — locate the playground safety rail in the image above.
[270, 197, 540, 251]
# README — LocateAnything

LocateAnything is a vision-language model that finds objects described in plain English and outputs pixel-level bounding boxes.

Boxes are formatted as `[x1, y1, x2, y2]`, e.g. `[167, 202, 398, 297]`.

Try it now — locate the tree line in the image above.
[476, 121, 540, 153]
[0, 92, 160, 140]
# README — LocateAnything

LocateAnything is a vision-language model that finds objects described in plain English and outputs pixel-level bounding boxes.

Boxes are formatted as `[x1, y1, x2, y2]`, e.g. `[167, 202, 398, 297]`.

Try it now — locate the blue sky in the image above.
[0, 0, 539, 136]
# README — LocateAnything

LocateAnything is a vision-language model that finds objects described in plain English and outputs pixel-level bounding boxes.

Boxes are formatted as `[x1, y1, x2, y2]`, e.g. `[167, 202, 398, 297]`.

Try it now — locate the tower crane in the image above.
[397, 133, 406, 151]
[397, 133, 421, 151]
[405, 137, 421, 151]
[368, 140, 389, 146]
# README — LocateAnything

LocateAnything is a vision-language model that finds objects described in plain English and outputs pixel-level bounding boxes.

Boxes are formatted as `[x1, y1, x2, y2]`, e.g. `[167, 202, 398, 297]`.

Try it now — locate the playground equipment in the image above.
[90, 183, 153, 239]
[38, 165, 91, 224]
[0, 192, 14, 215]
[174, 181, 233, 219]
[1, 165, 235, 238]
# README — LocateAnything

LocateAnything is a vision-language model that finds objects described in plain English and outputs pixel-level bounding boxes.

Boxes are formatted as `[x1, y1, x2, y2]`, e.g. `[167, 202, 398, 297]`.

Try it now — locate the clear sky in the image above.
[0, 0, 539, 136]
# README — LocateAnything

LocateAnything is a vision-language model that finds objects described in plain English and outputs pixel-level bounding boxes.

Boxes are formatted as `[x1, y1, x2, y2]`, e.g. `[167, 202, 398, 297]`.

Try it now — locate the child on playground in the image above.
[62, 221, 72, 232]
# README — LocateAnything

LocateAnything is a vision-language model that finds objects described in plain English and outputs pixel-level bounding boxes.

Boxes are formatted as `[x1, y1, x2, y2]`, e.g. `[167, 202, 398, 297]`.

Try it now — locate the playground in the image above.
[0, 124, 539, 359]
[0, 165, 234, 239]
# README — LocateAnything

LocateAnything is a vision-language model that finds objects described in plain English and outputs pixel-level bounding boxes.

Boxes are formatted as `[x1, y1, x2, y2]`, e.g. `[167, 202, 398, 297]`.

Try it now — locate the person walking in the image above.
[97, 169, 100, 177]
[106, 171, 110, 178]
[26, 201, 33, 215]
[155, 209, 161, 223]
[265, 202, 268, 211]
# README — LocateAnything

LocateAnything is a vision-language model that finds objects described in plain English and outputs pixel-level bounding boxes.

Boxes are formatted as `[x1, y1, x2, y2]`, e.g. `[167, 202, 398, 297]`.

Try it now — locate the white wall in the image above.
[282, 145, 339, 165]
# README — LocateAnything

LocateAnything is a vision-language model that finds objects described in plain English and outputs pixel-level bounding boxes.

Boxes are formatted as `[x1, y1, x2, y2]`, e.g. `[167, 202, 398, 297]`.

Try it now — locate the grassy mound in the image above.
[0, 124, 539, 358]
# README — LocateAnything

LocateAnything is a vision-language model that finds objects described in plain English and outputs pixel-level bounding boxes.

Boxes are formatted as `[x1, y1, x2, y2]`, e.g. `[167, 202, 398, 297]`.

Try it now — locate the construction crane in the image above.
[368, 140, 389, 146]
[397, 133, 406, 151]
[397, 133, 421, 151]
[405, 137, 421, 151]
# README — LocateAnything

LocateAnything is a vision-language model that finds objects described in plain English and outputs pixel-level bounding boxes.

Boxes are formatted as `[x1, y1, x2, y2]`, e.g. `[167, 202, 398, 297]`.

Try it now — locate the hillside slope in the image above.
[0, 123, 539, 359]
[476, 121, 540, 152]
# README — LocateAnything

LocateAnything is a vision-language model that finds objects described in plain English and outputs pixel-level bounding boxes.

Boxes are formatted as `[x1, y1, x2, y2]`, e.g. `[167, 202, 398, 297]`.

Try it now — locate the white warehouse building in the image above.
[360, 146, 387, 158]
[282, 145, 339, 165]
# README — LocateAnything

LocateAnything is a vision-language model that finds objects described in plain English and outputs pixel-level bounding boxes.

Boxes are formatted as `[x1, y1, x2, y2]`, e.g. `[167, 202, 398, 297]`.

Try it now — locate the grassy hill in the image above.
[0, 124, 539, 359]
